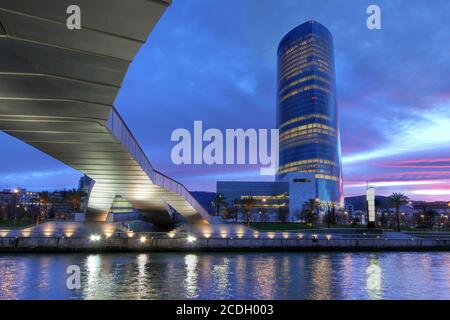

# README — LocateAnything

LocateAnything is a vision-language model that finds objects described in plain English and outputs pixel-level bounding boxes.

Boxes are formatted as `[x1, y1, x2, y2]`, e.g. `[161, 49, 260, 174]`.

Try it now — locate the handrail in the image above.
[153, 170, 217, 223]
[104, 108, 214, 223]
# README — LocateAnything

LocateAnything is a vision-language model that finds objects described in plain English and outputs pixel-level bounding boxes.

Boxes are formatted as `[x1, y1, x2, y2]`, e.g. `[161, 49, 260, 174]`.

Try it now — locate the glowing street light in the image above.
[89, 234, 101, 242]
[187, 235, 197, 243]
[140, 236, 147, 243]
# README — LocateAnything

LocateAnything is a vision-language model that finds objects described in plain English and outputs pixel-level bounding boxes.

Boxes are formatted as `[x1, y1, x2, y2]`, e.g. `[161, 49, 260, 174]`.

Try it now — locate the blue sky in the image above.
[1, 0, 450, 200]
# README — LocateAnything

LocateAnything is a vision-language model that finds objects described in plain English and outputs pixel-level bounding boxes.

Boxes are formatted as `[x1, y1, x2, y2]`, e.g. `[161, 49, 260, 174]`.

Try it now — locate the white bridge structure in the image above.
[0, 0, 216, 225]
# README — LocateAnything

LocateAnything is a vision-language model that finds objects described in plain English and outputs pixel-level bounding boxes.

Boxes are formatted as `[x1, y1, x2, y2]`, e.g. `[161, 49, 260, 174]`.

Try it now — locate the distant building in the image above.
[345, 202, 354, 216]
[50, 191, 73, 219]
[0, 190, 16, 220]
[78, 175, 94, 212]
[217, 182, 289, 222]
[16, 188, 40, 210]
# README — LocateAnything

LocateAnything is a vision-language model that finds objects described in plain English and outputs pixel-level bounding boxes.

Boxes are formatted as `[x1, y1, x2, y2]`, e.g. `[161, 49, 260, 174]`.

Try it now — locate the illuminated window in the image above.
[279, 114, 331, 128]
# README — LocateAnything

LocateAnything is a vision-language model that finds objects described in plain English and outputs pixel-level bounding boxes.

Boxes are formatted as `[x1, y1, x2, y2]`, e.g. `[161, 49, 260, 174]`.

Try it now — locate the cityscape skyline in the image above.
[1, 0, 450, 202]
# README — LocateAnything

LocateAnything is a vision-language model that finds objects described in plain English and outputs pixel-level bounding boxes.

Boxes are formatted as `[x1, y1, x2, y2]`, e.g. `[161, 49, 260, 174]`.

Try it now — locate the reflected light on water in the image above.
[1, 252, 450, 300]
[0, 260, 25, 299]
[184, 254, 199, 299]
[84, 254, 102, 299]
[310, 255, 332, 300]
[212, 258, 230, 297]
[366, 256, 382, 300]
[254, 256, 276, 299]
[135, 254, 149, 299]
[137, 254, 148, 277]
[341, 253, 354, 298]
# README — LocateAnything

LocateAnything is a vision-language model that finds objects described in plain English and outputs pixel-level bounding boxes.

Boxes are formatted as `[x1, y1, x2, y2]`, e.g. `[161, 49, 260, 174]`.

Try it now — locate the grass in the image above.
[250, 222, 450, 233]
[249, 222, 367, 231]
[398, 226, 450, 233]
[0, 220, 34, 229]
[250, 222, 310, 231]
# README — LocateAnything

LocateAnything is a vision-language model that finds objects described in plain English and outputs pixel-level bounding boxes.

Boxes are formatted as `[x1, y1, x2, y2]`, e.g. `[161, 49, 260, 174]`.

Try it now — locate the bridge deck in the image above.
[0, 0, 214, 225]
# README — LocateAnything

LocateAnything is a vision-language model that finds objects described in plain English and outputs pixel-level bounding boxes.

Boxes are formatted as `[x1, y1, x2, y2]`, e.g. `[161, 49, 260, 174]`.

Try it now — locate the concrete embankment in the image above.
[1, 222, 449, 252]
[1, 236, 450, 252]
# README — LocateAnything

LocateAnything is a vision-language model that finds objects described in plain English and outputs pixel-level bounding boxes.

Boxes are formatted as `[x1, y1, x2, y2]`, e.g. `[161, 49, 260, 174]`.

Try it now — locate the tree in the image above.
[424, 209, 436, 230]
[388, 193, 409, 232]
[302, 199, 319, 228]
[38, 191, 51, 224]
[241, 197, 255, 226]
[48, 207, 56, 220]
[325, 203, 337, 228]
[0, 206, 8, 221]
[214, 193, 226, 216]
[232, 198, 240, 223]
[277, 206, 289, 223]
[379, 209, 389, 228]
[277, 193, 289, 223]
[223, 204, 235, 221]
[65, 189, 85, 213]
[258, 206, 266, 223]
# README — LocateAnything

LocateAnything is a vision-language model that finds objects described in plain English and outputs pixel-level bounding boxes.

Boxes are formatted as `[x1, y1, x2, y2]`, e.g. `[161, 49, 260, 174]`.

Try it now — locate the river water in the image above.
[0, 252, 449, 300]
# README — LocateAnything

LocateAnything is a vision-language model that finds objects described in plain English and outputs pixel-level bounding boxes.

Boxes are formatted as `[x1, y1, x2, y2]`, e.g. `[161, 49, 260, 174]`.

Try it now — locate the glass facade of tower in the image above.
[276, 21, 343, 204]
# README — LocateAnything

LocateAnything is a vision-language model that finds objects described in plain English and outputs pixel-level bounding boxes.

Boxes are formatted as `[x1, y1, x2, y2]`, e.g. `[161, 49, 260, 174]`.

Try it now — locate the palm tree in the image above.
[389, 193, 409, 232]
[38, 191, 50, 224]
[241, 197, 256, 226]
[302, 199, 319, 228]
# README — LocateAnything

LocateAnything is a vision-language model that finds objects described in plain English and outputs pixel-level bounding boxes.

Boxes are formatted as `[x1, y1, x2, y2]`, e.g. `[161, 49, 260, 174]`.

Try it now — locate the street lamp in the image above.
[187, 235, 197, 243]
[89, 234, 101, 242]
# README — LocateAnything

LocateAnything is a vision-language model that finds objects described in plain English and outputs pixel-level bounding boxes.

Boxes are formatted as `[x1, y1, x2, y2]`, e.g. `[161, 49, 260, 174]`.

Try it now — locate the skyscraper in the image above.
[276, 21, 343, 205]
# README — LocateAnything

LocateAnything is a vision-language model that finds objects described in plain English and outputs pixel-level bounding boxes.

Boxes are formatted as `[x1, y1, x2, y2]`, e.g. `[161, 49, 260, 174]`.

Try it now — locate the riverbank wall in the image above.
[1, 236, 450, 252]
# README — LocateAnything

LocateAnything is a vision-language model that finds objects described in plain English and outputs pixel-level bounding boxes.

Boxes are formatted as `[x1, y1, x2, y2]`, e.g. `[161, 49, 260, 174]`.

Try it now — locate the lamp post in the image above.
[13, 188, 19, 222]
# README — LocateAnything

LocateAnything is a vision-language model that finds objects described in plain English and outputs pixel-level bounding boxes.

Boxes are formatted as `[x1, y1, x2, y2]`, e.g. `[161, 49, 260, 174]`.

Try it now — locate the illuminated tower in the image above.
[276, 21, 343, 205]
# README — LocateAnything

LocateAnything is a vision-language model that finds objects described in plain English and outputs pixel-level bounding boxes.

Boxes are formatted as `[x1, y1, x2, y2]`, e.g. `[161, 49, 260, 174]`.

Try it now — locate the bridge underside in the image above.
[0, 0, 213, 225]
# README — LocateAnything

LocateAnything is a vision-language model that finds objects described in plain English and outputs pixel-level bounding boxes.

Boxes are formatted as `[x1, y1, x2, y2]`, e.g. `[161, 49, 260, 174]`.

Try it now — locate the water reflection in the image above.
[84, 254, 102, 299]
[253, 255, 277, 299]
[211, 257, 230, 298]
[184, 254, 199, 299]
[310, 255, 333, 300]
[0, 252, 449, 300]
[366, 255, 382, 300]
[136, 254, 149, 299]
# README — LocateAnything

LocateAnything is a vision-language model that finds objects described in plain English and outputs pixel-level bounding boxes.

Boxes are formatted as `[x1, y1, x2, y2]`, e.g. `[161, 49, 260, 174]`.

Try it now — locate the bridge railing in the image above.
[105, 108, 217, 223]
[153, 170, 218, 223]
[106, 108, 154, 179]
